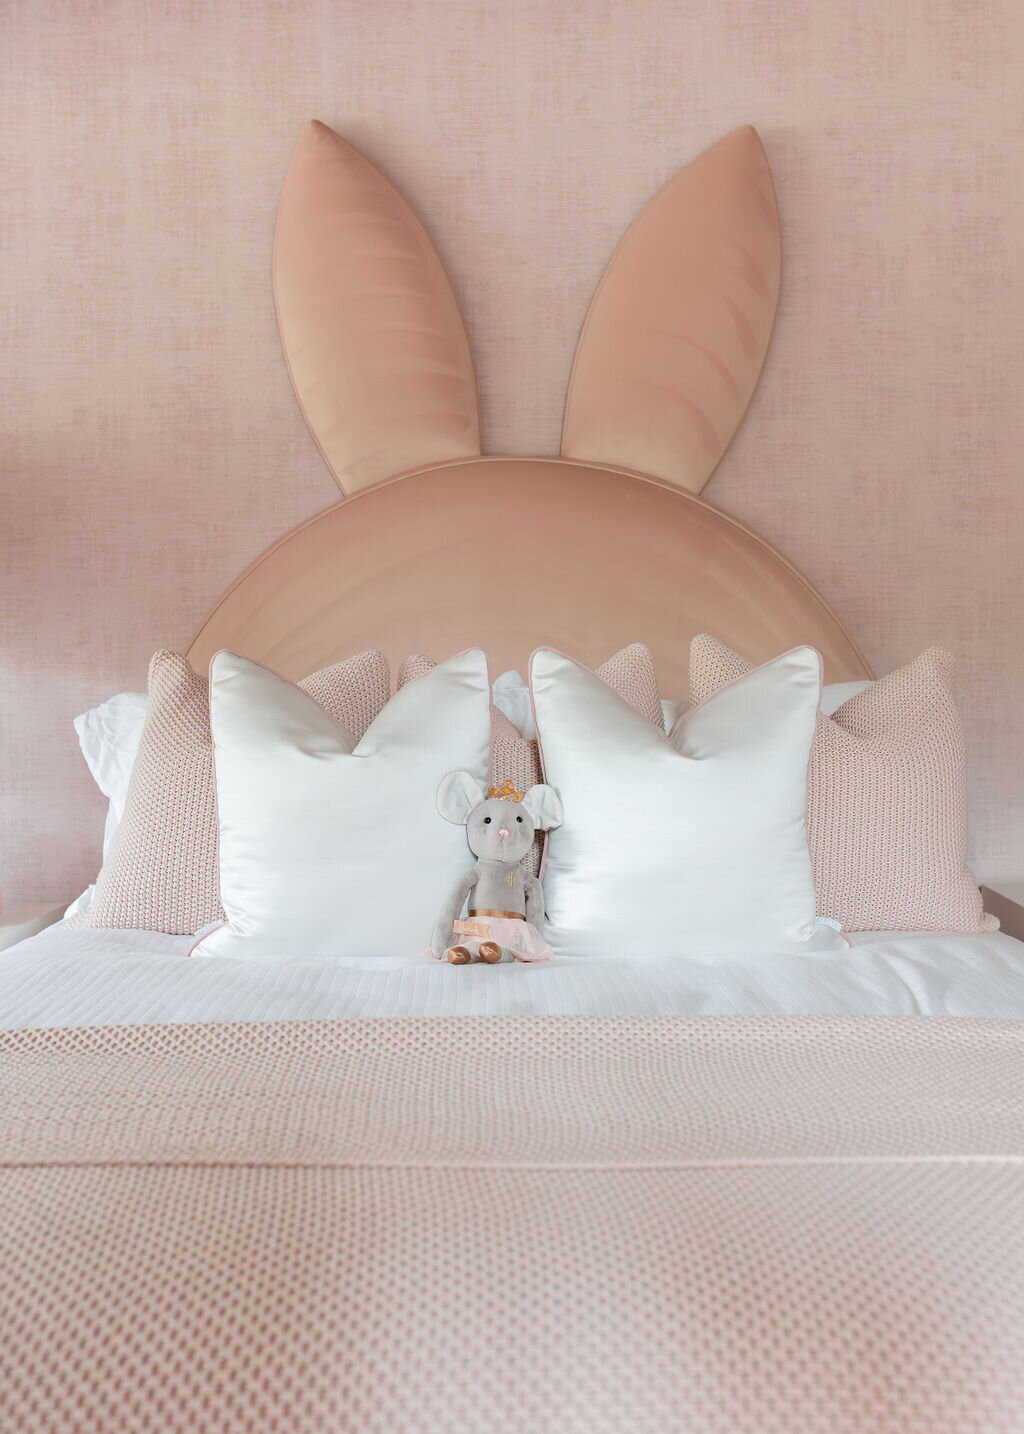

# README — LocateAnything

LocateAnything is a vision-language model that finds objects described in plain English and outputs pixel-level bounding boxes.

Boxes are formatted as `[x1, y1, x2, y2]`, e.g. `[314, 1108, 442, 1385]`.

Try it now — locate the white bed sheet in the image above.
[2, 922, 1023, 1027]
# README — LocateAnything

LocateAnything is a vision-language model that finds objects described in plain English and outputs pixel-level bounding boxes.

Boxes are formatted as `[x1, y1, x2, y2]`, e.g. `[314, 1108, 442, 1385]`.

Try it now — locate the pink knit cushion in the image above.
[70, 649, 390, 935]
[400, 644, 662, 874]
[689, 635, 996, 933]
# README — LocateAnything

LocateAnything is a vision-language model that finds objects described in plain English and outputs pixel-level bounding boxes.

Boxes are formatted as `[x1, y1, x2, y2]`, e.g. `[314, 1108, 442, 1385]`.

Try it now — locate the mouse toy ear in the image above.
[521, 784, 564, 832]
[436, 770, 487, 824]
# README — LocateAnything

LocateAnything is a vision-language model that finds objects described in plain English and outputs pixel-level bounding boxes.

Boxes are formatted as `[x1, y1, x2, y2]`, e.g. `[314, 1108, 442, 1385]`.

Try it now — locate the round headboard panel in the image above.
[186, 456, 871, 695]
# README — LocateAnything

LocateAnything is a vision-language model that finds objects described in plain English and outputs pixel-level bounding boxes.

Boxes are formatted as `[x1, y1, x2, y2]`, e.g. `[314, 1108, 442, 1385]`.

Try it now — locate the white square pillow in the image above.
[658, 679, 874, 735]
[192, 648, 491, 961]
[531, 646, 846, 959]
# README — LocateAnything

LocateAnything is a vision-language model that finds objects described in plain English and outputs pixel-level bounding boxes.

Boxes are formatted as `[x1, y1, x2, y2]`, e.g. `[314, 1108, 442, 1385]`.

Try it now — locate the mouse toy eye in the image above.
[483, 816, 492, 824]
[516, 816, 523, 822]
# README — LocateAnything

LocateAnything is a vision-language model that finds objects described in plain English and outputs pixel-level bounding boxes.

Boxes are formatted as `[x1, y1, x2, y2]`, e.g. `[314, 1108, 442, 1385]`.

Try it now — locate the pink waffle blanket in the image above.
[2, 1015, 1023, 1432]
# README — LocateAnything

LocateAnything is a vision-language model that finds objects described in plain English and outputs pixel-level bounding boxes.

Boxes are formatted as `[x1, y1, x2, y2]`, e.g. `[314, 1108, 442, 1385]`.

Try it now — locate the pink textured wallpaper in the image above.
[2, 1, 1022, 900]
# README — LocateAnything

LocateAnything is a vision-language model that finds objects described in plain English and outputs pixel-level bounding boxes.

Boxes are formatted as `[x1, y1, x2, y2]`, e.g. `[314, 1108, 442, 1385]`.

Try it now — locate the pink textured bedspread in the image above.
[2, 1015, 1023, 1433]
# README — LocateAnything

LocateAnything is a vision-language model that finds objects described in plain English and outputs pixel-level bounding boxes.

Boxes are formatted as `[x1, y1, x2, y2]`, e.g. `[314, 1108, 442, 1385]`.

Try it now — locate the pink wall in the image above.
[2, 0, 1022, 901]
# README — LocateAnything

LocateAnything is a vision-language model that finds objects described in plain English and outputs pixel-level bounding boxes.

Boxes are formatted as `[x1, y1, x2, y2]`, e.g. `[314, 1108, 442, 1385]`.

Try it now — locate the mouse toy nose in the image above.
[498, 826, 509, 839]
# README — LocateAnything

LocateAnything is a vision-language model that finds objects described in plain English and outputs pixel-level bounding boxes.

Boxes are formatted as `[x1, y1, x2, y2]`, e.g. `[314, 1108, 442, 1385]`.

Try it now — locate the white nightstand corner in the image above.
[980, 884, 1024, 944]
[0, 901, 69, 953]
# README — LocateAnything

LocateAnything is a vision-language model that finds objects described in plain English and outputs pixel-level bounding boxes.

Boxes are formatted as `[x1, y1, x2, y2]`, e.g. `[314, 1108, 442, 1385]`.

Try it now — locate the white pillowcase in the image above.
[65, 690, 149, 916]
[192, 648, 491, 961]
[69, 663, 876, 927]
[73, 691, 149, 859]
[531, 646, 846, 960]
[491, 669, 536, 738]
[820, 679, 874, 716]
[660, 679, 874, 734]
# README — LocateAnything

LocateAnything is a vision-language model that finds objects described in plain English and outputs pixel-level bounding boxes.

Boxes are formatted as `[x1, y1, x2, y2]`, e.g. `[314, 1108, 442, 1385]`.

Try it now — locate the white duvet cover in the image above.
[2, 922, 1023, 1028]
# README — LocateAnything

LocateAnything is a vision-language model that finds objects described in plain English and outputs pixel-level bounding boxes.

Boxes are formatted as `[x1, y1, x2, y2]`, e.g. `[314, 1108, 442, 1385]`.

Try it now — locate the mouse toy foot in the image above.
[446, 945, 472, 964]
[478, 941, 502, 964]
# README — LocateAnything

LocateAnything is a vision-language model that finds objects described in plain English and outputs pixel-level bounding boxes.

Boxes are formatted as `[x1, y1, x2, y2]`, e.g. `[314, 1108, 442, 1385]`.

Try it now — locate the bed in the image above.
[4, 927, 1024, 1433]
[3, 122, 1022, 1433]
[5, 922, 1024, 1025]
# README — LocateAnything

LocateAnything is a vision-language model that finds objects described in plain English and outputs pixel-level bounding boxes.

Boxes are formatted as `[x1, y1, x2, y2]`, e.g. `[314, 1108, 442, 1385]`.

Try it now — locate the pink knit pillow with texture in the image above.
[399, 644, 662, 875]
[689, 635, 996, 933]
[71, 649, 390, 935]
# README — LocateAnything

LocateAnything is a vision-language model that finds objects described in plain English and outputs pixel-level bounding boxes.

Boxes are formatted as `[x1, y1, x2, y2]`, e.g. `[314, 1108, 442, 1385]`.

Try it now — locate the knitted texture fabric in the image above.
[689, 636, 995, 932]
[1, 1015, 1023, 1434]
[70, 650, 390, 935]
[400, 644, 662, 874]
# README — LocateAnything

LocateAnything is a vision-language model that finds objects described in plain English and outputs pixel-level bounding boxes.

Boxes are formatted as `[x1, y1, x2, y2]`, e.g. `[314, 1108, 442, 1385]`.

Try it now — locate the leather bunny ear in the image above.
[274, 121, 481, 494]
[561, 126, 782, 496]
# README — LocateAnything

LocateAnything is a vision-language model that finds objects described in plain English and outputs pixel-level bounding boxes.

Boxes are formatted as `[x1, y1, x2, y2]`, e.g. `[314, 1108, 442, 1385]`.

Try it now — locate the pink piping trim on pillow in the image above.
[203, 647, 368, 945]
[681, 642, 825, 718]
[391, 645, 499, 798]
[206, 649, 370, 733]
[528, 644, 827, 917]
[679, 641, 826, 928]
[526, 645, 669, 881]
[203, 647, 494, 946]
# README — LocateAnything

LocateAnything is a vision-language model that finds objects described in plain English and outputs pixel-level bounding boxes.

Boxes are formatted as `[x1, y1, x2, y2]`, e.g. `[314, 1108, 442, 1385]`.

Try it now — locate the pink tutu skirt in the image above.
[428, 916, 553, 963]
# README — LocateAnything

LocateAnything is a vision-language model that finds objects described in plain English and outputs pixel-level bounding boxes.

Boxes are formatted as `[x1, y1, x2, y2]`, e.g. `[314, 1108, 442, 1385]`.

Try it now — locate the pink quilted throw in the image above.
[690, 636, 995, 932]
[2, 1016, 1023, 1433]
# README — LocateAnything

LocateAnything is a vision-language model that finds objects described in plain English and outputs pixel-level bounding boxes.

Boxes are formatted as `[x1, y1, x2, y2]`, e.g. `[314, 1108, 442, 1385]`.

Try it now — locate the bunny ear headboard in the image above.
[187, 122, 870, 692]
[272, 121, 481, 492]
[271, 120, 780, 500]
[187, 456, 869, 696]
[560, 125, 782, 496]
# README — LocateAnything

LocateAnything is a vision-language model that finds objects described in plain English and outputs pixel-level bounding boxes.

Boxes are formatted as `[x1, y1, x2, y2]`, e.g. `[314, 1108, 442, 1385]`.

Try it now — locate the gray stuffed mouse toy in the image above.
[431, 772, 564, 963]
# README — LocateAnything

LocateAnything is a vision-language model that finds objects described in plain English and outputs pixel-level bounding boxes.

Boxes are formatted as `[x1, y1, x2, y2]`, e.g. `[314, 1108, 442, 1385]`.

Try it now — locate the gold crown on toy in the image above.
[487, 779, 526, 803]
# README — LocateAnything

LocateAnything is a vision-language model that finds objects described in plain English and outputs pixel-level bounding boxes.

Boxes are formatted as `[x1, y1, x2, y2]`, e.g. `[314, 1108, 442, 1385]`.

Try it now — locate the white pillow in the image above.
[820, 679, 874, 716]
[66, 690, 149, 915]
[73, 691, 149, 859]
[192, 648, 491, 961]
[661, 697, 688, 732]
[492, 669, 535, 737]
[531, 646, 846, 959]
[660, 680, 874, 735]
